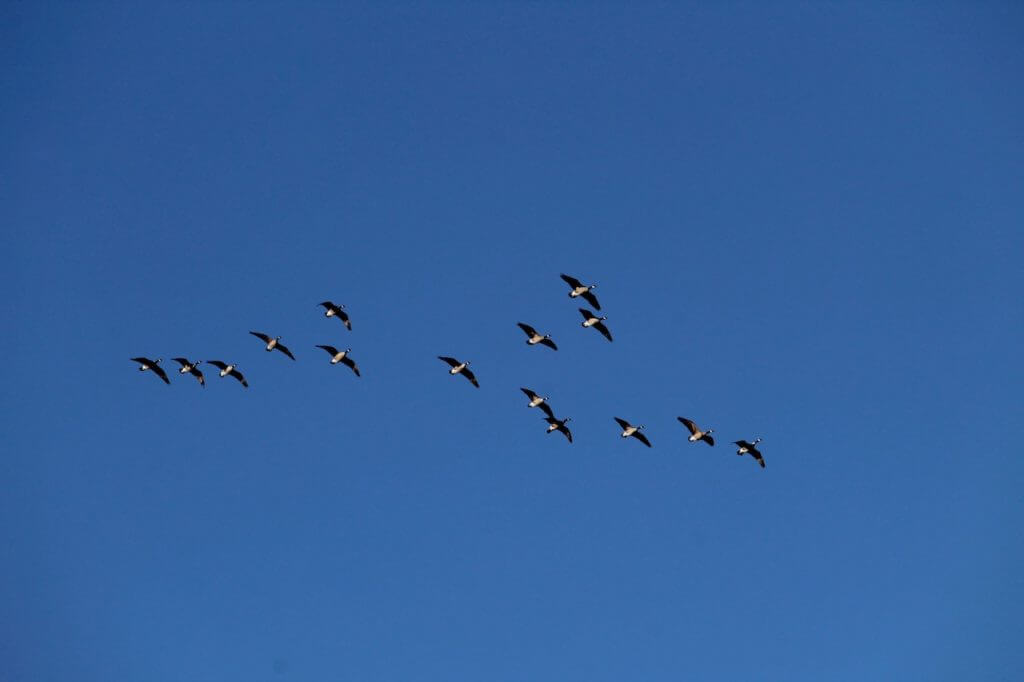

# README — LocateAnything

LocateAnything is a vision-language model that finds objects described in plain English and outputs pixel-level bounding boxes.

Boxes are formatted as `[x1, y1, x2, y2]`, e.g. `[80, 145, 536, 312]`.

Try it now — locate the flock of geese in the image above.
[131, 275, 766, 468]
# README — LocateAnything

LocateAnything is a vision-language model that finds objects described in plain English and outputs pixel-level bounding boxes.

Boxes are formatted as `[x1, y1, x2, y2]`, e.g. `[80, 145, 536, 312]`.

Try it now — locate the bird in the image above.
[677, 417, 714, 446]
[315, 345, 360, 376]
[614, 417, 651, 447]
[734, 438, 765, 468]
[131, 357, 169, 384]
[517, 322, 558, 350]
[438, 356, 479, 387]
[172, 358, 205, 387]
[520, 388, 554, 418]
[250, 331, 295, 360]
[579, 308, 612, 342]
[544, 416, 573, 442]
[318, 301, 351, 330]
[560, 273, 601, 310]
[206, 361, 249, 387]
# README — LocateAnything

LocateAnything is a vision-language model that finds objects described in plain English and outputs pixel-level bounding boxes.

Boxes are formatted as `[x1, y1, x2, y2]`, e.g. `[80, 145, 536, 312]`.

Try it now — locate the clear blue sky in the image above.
[3, 2, 1022, 680]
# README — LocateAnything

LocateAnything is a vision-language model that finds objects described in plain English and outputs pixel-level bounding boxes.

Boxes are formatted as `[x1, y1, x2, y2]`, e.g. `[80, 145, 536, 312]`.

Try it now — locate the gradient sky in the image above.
[3, 2, 1023, 680]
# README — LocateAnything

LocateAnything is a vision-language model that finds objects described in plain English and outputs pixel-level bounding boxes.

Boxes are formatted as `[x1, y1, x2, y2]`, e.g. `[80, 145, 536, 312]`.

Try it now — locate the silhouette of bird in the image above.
[544, 415, 573, 442]
[520, 387, 554, 418]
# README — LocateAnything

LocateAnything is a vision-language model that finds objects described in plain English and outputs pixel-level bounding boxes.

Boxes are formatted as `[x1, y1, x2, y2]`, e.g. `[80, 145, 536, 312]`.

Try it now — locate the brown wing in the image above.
[517, 322, 538, 338]
[561, 273, 583, 289]
[461, 367, 479, 387]
[275, 343, 296, 360]
[250, 331, 271, 343]
[341, 355, 360, 377]
[677, 417, 698, 435]
[581, 289, 601, 310]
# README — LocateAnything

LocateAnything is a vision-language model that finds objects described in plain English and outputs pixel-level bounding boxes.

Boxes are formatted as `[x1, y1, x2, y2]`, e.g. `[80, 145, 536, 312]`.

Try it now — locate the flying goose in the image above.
[206, 361, 249, 387]
[438, 356, 479, 387]
[544, 415, 573, 442]
[579, 308, 613, 342]
[520, 388, 555, 418]
[318, 301, 351, 330]
[614, 417, 651, 447]
[131, 357, 170, 384]
[172, 358, 205, 387]
[250, 331, 296, 360]
[517, 322, 558, 350]
[560, 273, 601, 310]
[315, 345, 360, 376]
[734, 438, 765, 468]
[677, 417, 714, 446]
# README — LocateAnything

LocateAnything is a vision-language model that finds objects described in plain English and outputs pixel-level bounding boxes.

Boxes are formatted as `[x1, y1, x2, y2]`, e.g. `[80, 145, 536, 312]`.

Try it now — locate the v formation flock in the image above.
[132, 274, 766, 468]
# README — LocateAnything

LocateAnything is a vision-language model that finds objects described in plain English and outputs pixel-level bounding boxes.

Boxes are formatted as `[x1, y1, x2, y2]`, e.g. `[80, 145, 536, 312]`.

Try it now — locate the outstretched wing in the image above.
[338, 309, 352, 330]
[540, 337, 558, 351]
[559, 425, 573, 443]
[192, 368, 205, 386]
[521, 387, 539, 400]
[578, 307, 595, 321]
[633, 431, 652, 448]
[581, 289, 601, 310]
[275, 343, 296, 360]
[229, 369, 248, 387]
[341, 355, 360, 377]
[594, 321, 613, 342]
[461, 367, 479, 387]
[250, 331, 271, 343]
[614, 417, 630, 430]
[438, 356, 460, 367]
[151, 364, 170, 384]
[172, 357, 190, 367]
[677, 417, 698, 435]
[207, 360, 228, 370]
[560, 273, 583, 289]
[317, 344, 340, 356]
[701, 434, 715, 447]
[538, 402, 555, 419]
[517, 322, 538, 338]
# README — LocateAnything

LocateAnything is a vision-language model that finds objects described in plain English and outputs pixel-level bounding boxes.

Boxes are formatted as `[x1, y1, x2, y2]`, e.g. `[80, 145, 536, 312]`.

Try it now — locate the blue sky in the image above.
[3, 2, 1023, 680]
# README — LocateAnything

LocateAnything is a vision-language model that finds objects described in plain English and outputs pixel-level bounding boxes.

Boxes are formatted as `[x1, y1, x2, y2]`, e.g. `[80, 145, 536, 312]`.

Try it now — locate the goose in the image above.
[520, 387, 555, 418]
[677, 417, 714, 446]
[250, 331, 296, 360]
[318, 301, 351, 330]
[544, 416, 573, 443]
[614, 417, 651, 447]
[172, 358, 205, 387]
[438, 356, 479, 387]
[206, 360, 249, 387]
[131, 357, 170, 384]
[579, 308, 613, 342]
[560, 273, 601, 310]
[734, 438, 765, 468]
[315, 345, 360, 376]
[517, 322, 558, 350]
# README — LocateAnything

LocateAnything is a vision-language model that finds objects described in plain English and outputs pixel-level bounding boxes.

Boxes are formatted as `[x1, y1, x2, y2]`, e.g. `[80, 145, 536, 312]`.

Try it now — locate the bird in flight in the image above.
[250, 332, 296, 360]
[172, 358, 205, 387]
[206, 361, 249, 387]
[318, 301, 351, 330]
[614, 417, 651, 447]
[520, 387, 555, 418]
[734, 438, 765, 468]
[677, 417, 714, 446]
[517, 322, 558, 350]
[438, 356, 479, 387]
[544, 415, 573, 443]
[560, 273, 601, 310]
[131, 357, 169, 384]
[315, 345, 360, 377]
[579, 308, 612, 342]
